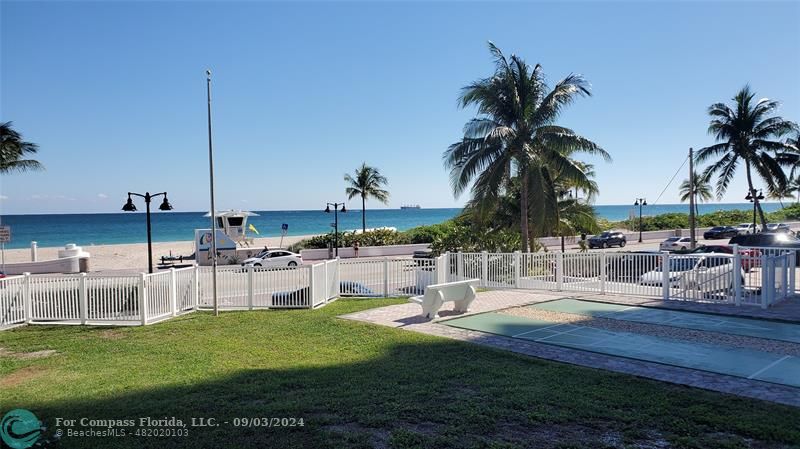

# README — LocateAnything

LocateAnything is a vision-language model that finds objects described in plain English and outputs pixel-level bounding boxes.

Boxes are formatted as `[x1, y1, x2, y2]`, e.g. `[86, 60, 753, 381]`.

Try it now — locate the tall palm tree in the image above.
[696, 86, 798, 228]
[0, 122, 43, 174]
[344, 163, 390, 233]
[678, 171, 713, 216]
[444, 42, 608, 251]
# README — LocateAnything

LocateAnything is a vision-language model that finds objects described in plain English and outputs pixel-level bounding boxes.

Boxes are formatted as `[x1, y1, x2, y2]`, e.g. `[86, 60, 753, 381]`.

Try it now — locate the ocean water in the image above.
[0, 203, 784, 249]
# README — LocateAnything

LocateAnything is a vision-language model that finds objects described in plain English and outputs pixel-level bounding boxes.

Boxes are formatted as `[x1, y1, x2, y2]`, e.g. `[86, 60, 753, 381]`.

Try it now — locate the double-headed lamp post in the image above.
[634, 198, 647, 243]
[122, 192, 173, 273]
[325, 202, 347, 257]
[745, 189, 764, 232]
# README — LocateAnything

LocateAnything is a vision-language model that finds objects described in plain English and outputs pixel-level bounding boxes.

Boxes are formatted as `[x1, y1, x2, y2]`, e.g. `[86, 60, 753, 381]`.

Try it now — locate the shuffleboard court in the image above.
[529, 298, 800, 344]
[444, 312, 800, 388]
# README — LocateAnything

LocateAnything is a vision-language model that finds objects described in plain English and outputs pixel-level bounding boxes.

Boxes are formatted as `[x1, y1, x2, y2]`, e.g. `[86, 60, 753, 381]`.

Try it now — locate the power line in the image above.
[651, 154, 690, 205]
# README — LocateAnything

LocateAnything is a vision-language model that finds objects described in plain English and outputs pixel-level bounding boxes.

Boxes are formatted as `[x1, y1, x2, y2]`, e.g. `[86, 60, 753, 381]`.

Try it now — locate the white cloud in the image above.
[97, 193, 109, 199]
[31, 194, 76, 201]
[0, 195, 7, 200]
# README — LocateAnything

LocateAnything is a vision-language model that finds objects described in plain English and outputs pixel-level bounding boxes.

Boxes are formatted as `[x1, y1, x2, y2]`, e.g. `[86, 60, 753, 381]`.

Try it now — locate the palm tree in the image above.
[678, 171, 713, 216]
[553, 197, 599, 252]
[696, 86, 798, 229]
[344, 163, 390, 233]
[0, 122, 43, 174]
[444, 42, 608, 251]
[767, 185, 796, 208]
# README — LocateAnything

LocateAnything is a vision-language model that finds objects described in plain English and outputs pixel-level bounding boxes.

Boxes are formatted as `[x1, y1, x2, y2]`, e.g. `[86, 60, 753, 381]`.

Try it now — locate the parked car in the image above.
[242, 249, 303, 268]
[604, 251, 661, 282]
[639, 254, 742, 291]
[703, 226, 739, 240]
[729, 232, 800, 264]
[735, 223, 759, 234]
[765, 223, 793, 234]
[681, 244, 759, 272]
[588, 231, 627, 249]
[659, 237, 695, 252]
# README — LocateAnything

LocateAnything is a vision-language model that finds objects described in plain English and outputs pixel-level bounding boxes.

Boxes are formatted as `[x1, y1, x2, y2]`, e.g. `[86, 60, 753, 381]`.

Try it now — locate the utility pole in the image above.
[688, 147, 696, 250]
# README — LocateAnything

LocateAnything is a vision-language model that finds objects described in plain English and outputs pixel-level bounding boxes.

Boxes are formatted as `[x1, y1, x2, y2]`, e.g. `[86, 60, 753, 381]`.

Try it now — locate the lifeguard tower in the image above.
[194, 210, 264, 266]
[204, 210, 258, 247]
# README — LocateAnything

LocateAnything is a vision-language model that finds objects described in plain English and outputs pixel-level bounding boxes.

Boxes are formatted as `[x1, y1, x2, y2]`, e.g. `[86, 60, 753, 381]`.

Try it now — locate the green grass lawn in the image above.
[1, 298, 799, 449]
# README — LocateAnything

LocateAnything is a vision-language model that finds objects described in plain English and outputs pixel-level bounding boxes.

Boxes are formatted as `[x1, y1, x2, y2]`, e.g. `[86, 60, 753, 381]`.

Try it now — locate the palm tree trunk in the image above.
[520, 169, 530, 252]
[361, 195, 366, 233]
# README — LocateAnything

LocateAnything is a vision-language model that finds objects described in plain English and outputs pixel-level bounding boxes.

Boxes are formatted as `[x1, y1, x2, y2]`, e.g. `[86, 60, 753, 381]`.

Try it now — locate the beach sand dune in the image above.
[0, 235, 315, 273]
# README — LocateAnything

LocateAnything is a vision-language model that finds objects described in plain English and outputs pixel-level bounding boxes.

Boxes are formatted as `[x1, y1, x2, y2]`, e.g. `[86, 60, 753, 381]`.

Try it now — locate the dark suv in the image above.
[703, 226, 738, 240]
[729, 233, 800, 263]
[588, 231, 627, 249]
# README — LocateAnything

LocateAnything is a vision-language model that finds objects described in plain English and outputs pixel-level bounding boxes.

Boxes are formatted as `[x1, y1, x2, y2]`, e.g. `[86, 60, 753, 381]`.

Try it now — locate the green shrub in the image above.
[768, 203, 800, 221]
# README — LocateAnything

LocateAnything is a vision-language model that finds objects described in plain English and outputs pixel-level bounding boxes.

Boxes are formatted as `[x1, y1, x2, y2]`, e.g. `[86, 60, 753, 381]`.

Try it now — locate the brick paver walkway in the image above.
[340, 290, 800, 407]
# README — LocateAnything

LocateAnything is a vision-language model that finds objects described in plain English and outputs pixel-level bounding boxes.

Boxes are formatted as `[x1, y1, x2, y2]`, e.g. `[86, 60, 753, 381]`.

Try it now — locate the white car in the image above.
[639, 255, 742, 292]
[735, 223, 759, 234]
[242, 250, 303, 268]
[659, 237, 694, 252]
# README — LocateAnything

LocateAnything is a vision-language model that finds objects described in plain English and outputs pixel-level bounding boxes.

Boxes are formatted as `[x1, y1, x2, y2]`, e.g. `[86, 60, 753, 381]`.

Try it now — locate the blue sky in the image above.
[1, 1, 799, 214]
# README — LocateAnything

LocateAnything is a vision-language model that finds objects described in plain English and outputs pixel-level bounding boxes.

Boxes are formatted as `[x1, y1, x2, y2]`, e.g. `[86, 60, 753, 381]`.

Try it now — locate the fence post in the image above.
[79, 273, 88, 325]
[308, 265, 316, 306]
[192, 266, 200, 309]
[170, 268, 178, 317]
[443, 252, 450, 283]
[661, 252, 670, 301]
[193, 266, 200, 310]
[457, 253, 464, 280]
[732, 244, 742, 306]
[599, 252, 606, 295]
[761, 254, 771, 309]
[789, 251, 797, 297]
[139, 273, 148, 325]
[23, 272, 32, 324]
[333, 259, 340, 300]
[513, 251, 521, 288]
[481, 251, 489, 287]
[383, 257, 389, 297]
[556, 252, 563, 291]
[247, 266, 254, 310]
[781, 254, 789, 301]
[435, 254, 446, 284]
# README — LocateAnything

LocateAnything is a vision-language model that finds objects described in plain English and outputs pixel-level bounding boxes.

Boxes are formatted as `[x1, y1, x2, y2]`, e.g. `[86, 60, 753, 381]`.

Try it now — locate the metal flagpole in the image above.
[206, 69, 219, 316]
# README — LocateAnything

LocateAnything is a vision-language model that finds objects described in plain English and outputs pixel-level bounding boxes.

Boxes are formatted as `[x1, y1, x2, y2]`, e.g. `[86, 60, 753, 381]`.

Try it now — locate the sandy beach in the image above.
[0, 235, 316, 272]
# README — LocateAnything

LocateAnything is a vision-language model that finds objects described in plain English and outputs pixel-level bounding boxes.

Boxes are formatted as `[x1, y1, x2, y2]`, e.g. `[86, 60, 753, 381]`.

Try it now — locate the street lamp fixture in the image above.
[325, 202, 347, 257]
[121, 191, 173, 273]
[745, 189, 764, 232]
[634, 198, 647, 243]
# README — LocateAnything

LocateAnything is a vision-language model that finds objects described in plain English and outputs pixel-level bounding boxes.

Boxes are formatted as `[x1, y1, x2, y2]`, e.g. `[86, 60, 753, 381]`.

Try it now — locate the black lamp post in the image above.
[745, 189, 764, 233]
[325, 202, 347, 257]
[634, 198, 647, 243]
[122, 192, 173, 273]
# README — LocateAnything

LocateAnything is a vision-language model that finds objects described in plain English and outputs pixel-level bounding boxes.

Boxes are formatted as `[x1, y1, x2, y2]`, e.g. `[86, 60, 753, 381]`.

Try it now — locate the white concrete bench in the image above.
[409, 279, 479, 319]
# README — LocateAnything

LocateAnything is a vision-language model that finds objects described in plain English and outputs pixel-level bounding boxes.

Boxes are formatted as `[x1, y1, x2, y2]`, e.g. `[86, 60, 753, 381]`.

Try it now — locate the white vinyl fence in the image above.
[447, 247, 798, 308]
[1, 247, 796, 331]
[0, 259, 341, 331]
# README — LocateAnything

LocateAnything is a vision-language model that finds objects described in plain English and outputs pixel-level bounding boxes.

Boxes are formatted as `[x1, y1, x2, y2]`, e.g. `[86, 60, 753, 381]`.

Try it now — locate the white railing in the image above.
[445, 248, 795, 309]
[339, 256, 440, 297]
[2, 247, 796, 331]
